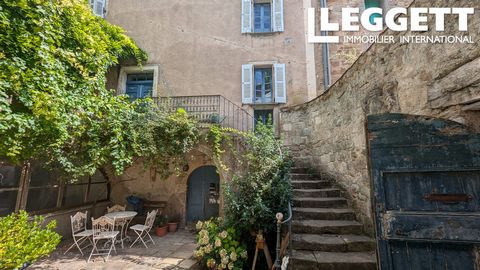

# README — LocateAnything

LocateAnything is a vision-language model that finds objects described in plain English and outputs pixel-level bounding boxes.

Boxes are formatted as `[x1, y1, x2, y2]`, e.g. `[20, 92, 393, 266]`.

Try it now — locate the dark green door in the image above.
[187, 166, 220, 222]
[367, 113, 480, 270]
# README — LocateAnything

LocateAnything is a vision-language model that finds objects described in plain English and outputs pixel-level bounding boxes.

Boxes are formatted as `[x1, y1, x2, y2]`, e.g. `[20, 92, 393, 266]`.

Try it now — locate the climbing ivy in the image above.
[0, 0, 199, 178]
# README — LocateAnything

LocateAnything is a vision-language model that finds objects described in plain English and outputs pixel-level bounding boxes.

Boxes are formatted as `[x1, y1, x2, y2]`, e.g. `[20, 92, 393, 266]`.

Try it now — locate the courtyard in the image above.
[31, 230, 198, 270]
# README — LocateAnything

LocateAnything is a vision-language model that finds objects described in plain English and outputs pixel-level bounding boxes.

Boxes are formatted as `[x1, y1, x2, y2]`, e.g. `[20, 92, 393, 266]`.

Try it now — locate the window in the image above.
[364, 0, 382, 25]
[0, 163, 22, 216]
[242, 63, 286, 104]
[254, 3, 272, 33]
[125, 73, 154, 101]
[254, 109, 273, 126]
[242, 0, 284, 33]
[89, 0, 106, 17]
[0, 161, 110, 217]
[254, 68, 273, 103]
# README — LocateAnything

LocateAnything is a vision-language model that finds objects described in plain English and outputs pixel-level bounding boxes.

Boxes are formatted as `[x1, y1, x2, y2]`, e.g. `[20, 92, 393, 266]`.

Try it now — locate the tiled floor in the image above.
[31, 230, 199, 270]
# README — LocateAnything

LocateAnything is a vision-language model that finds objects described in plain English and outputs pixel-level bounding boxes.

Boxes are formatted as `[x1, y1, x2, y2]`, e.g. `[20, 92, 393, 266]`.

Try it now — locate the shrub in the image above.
[222, 122, 293, 233]
[0, 211, 61, 270]
[194, 218, 248, 270]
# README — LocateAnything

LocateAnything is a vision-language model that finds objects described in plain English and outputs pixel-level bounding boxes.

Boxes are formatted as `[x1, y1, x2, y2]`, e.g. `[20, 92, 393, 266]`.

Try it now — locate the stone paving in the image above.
[31, 230, 199, 270]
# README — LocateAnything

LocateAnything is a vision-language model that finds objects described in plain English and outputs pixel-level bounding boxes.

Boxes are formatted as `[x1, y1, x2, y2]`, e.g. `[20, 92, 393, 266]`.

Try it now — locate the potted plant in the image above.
[167, 214, 181, 232]
[154, 214, 168, 237]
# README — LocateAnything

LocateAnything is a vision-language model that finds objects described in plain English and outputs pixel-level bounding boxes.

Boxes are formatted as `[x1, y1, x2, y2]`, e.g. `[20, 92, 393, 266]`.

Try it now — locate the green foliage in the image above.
[194, 218, 248, 270]
[209, 122, 292, 233]
[154, 214, 168, 228]
[0, 0, 199, 179]
[0, 211, 61, 270]
[223, 122, 292, 232]
[0, 0, 149, 177]
[135, 106, 199, 178]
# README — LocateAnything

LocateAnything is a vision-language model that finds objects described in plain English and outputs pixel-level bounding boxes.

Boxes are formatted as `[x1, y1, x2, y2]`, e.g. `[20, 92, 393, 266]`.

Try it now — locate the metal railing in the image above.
[155, 95, 254, 132]
[274, 201, 292, 269]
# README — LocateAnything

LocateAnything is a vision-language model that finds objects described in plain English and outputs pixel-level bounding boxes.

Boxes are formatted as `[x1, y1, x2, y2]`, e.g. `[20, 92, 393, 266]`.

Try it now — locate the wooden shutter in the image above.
[241, 0, 252, 33]
[272, 0, 284, 32]
[274, 63, 286, 103]
[242, 64, 253, 104]
[92, 0, 105, 17]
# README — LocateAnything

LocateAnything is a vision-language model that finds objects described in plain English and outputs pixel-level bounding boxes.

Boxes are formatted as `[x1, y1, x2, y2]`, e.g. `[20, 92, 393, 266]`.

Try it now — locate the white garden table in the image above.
[104, 211, 137, 248]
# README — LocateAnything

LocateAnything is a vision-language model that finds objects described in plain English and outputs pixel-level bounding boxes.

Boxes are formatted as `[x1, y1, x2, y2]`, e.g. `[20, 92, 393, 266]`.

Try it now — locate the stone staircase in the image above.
[288, 167, 377, 270]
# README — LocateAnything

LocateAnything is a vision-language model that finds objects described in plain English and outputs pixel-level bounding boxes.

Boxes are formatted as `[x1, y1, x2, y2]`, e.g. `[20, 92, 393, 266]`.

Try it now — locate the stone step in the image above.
[292, 220, 364, 235]
[291, 167, 309, 174]
[293, 188, 341, 198]
[290, 173, 319, 180]
[293, 207, 356, 220]
[293, 197, 347, 208]
[289, 250, 376, 270]
[292, 234, 376, 252]
[291, 180, 332, 189]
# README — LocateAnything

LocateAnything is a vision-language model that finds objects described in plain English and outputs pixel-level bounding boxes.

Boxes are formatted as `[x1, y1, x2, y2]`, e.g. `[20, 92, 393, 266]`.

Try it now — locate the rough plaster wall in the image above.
[280, 0, 480, 233]
[105, 0, 313, 108]
[109, 135, 247, 227]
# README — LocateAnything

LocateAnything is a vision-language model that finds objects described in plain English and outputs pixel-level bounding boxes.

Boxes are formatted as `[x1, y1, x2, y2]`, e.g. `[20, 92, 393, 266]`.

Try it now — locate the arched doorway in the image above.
[186, 166, 220, 222]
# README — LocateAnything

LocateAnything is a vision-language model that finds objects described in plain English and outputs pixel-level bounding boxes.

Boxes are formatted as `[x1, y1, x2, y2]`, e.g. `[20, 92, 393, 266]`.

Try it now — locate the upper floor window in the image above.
[254, 68, 273, 103]
[364, 0, 382, 25]
[125, 73, 154, 101]
[89, 0, 106, 18]
[242, 63, 286, 104]
[242, 0, 284, 33]
[254, 3, 272, 33]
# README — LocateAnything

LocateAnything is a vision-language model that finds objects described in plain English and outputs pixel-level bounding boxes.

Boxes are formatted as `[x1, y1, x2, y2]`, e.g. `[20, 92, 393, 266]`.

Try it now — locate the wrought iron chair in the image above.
[129, 209, 158, 248]
[64, 211, 93, 255]
[107, 204, 126, 213]
[88, 216, 119, 262]
[106, 204, 128, 247]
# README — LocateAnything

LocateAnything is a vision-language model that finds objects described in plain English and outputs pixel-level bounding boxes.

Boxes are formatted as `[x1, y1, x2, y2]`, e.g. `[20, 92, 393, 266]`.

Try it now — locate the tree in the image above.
[0, 0, 198, 178]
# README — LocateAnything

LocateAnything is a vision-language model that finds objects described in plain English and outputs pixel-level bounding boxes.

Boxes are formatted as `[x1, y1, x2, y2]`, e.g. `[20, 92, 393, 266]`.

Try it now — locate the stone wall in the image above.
[280, 0, 480, 232]
[109, 134, 246, 227]
[313, 0, 414, 94]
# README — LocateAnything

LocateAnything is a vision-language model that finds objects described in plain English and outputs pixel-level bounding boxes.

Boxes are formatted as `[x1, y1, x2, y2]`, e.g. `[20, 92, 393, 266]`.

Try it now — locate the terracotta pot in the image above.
[167, 222, 178, 232]
[155, 226, 168, 237]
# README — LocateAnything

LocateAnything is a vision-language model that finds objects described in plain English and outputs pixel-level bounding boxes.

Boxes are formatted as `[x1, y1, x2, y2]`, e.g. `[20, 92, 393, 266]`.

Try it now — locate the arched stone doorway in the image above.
[186, 166, 220, 222]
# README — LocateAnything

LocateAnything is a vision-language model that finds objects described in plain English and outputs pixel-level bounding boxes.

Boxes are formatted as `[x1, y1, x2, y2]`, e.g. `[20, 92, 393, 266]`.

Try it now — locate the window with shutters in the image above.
[254, 3, 272, 33]
[242, 63, 286, 104]
[242, 0, 284, 33]
[254, 68, 273, 103]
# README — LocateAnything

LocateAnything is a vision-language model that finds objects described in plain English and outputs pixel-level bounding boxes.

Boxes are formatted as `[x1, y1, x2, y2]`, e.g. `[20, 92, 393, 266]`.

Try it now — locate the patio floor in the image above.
[31, 230, 199, 270]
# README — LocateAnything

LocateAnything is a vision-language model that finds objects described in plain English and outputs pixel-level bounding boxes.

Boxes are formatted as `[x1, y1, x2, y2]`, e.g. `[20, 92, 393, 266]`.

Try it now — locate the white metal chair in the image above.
[107, 204, 126, 213]
[88, 216, 119, 262]
[107, 204, 127, 248]
[64, 211, 93, 255]
[129, 209, 157, 248]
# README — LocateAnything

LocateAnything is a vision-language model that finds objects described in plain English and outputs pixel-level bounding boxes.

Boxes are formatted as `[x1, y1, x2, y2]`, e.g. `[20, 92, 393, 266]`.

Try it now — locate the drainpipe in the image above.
[320, 0, 331, 91]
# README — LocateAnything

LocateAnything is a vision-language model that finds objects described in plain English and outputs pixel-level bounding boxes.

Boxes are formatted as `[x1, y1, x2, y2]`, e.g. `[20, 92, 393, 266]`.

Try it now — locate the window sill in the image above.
[247, 31, 282, 36]
[244, 102, 284, 106]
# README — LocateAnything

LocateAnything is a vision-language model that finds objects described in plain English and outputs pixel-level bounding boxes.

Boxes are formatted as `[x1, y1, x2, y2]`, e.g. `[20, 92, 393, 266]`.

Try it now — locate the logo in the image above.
[308, 7, 475, 44]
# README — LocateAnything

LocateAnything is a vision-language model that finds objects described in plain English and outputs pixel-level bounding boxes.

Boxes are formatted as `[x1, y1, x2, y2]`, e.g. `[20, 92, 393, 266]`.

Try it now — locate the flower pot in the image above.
[167, 222, 178, 232]
[155, 226, 168, 237]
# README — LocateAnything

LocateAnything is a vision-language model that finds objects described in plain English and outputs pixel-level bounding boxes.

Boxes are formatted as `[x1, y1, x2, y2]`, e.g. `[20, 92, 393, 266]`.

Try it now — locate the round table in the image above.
[105, 211, 137, 248]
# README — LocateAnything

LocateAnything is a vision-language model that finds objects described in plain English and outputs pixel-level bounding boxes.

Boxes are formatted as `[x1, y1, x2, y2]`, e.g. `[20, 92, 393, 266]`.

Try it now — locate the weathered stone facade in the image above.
[109, 134, 245, 227]
[280, 0, 480, 232]
[313, 0, 414, 93]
